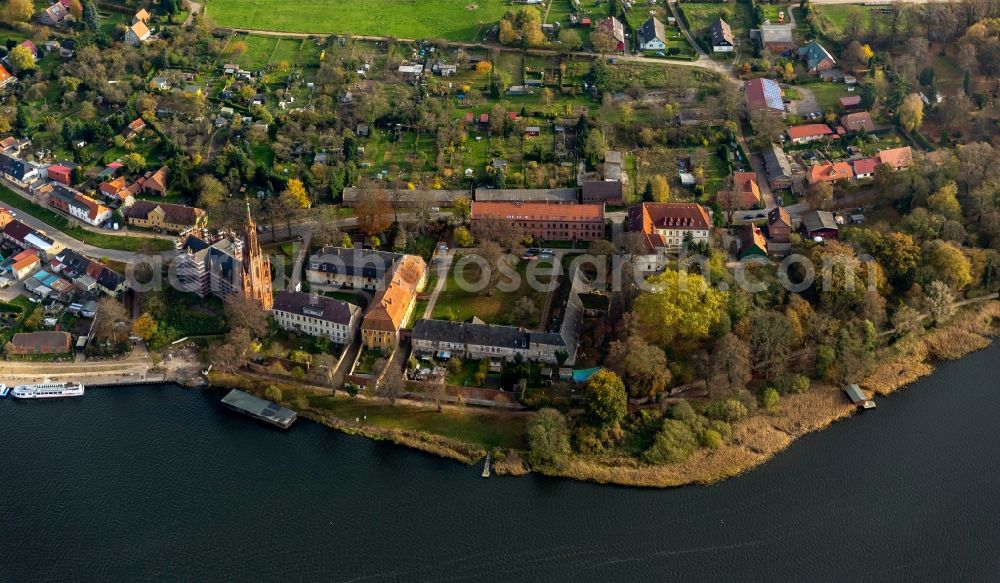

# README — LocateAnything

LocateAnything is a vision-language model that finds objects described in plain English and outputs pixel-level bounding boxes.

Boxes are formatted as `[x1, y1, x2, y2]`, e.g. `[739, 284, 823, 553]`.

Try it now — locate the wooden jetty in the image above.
[220, 389, 297, 429]
[482, 453, 492, 479]
[843, 384, 876, 410]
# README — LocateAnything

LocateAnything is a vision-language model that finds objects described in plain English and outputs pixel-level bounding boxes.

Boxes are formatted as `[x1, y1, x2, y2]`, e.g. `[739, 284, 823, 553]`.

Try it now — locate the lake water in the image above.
[2, 343, 1000, 582]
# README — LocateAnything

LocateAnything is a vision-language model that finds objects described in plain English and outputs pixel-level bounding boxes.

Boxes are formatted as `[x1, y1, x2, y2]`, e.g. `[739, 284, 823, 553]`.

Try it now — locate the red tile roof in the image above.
[787, 124, 834, 140]
[852, 157, 879, 176]
[808, 162, 853, 183]
[878, 146, 912, 169]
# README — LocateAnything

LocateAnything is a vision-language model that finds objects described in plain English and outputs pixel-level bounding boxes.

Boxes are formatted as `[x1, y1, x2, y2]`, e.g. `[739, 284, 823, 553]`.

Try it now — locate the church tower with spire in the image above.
[241, 203, 273, 310]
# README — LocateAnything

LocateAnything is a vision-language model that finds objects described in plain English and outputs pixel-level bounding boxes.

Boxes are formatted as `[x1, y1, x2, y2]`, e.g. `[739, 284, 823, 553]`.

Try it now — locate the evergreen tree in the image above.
[83, 1, 100, 33]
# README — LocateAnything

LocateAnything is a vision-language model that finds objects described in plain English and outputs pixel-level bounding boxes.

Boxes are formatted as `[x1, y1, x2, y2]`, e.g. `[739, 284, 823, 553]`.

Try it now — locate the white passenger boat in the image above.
[11, 382, 85, 399]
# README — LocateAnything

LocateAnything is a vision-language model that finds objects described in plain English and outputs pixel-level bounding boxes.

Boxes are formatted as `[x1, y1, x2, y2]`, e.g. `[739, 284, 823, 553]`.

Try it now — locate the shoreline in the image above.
[53, 301, 999, 489]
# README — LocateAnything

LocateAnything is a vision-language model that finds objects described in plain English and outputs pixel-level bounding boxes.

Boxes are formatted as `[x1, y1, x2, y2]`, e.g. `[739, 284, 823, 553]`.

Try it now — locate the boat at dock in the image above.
[482, 453, 492, 479]
[0, 384, 8, 398]
[12, 382, 85, 399]
[220, 389, 297, 429]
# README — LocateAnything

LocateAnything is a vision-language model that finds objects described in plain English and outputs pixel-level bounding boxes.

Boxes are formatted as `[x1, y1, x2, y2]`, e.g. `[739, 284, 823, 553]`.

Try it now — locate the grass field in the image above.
[431, 258, 551, 328]
[207, 0, 515, 41]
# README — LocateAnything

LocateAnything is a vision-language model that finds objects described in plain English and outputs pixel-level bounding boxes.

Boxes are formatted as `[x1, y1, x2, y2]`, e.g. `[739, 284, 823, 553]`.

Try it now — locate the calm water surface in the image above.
[2, 344, 1000, 582]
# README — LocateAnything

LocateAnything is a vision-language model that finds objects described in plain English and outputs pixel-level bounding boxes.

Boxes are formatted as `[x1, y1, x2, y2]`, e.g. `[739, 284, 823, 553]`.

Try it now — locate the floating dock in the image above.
[220, 389, 297, 429]
[843, 384, 876, 410]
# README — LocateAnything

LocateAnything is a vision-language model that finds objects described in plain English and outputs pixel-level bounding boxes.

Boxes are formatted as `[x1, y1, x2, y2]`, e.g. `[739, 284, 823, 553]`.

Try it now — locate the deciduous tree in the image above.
[633, 270, 727, 345]
[584, 369, 627, 427]
[527, 408, 571, 468]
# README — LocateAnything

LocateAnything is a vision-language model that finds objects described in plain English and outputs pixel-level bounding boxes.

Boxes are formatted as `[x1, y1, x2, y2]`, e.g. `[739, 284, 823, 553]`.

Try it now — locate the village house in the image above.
[470, 201, 605, 242]
[140, 166, 169, 196]
[745, 78, 785, 116]
[629, 202, 712, 253]
[852, 157, 879, 179]
[738, 224, 768, 258]
[603, 150, 626, 183]
[306, 247, 426, 292]
[0, 64, 14, 90]
[808, 162, 854, 184]
[839, 95, 862, 109]
[360, 254, 426, 351]
[709, 18, 735, 52]
[596, 17, 626, 53]
[53, 249, 128, 296]
[878, 146, 913, 170]
[800, 210, 839, 240]
[767, 206, 793, 245]
[47, 184, 113, 227]
[787, 123, 834, 144]
[637, 17, 667, 51]
[38, 2, 72, 27]
[840, 111, 876, 134]
[125, 200, 207, 233]
[133, 8, 151, 24]
[123, 117, 146, 140]
[8, 248, 41, 280]
[125, 20, 152, 46]
[7, 331, 72, 356]
[799, 40, 836, 72]
[45, 163, 72, 186]
[271, 291, 361, 345]
[0, 152, 40, 186]
[2, 220, 62, 259]
[719, 172, 764, 208]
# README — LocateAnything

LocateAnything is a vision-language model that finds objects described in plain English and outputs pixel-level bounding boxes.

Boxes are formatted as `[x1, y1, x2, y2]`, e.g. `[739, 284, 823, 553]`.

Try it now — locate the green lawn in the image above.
[430, 258, 551, 328]
[207, 0, 514, 41]
[678, 2, 754, 59]
[801, 81, 853, 112]
[306, 392, 528, 449]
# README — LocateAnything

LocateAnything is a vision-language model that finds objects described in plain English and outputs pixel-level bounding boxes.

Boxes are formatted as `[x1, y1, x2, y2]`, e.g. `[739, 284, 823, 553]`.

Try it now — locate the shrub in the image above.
[644, 419, 698, 464]
[704, 398, 748, 422]
[759, 387, 781, 414]
[775, 373, 811, 395]
[699, 429, 724, 449]
[264, 385, 283, 402]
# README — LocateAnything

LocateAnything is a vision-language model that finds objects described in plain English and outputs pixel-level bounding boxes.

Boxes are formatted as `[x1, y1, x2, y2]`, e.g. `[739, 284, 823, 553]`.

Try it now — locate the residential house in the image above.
[581, 181, 624, 206]
[125, 20, 152, 46]
[47, 184, 113, 226]
[786, 123, 834, 144]
[719, 171, 763, 208]
[840, 111, 876, 134]
[149, 76, 169, 90]
[709, 18, 735, 52]
[398, 64, 424, 76]
[738, 224, 768, 258]
[17, 41, 38, 61]
[799, 40, 836, 72]
[474, 188, 578, 204]
[9, 248, 41, 280]
[98, 176, 137, 206]
[133, 8, 151, 23]
[767, 206, 792, 244]
[3, 220, 61, 259]
[745, 78, 785, 115]
[629, 202, 712, 253]
[852, 157, 878, 179]
[470, 202, 605, 242]
[123, 117, 146, 140]
[141, 166, 169, 196]
[54, 249, 128, 296]
[7, 331, 72, 356]
[839, 95, 862, 109]
[808, 162, 854, 184]
[637, 17, 667, 51]
[125, 200, 207, 233]
[46, 164, 72, 186]
[360, 254, 426, 350]
[0, 64, 13, 90]
[38, 2, 72, 27]
[762, 143, 793, 189]
[0, 153, 40, 186]
[271, 291, 361, 344]
[877, 146, 912, 170]
[800, 210, 839, 240]
[596, 17, 626, 52]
